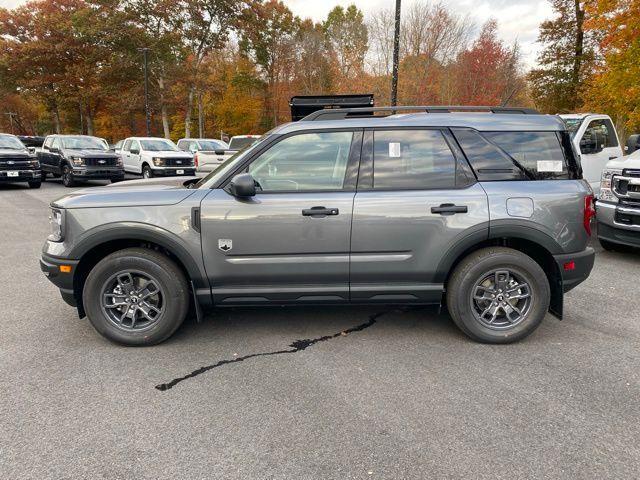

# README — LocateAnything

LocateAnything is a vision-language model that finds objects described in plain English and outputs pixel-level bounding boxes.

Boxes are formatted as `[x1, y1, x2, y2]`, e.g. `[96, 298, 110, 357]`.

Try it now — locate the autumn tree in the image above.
[528, 0, 595, 113]
[292, 19, 334, 95]
[322, 5, 368, 89]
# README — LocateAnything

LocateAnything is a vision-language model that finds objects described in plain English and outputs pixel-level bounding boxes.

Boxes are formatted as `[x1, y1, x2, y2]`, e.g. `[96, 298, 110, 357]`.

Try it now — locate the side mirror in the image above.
[130, 148, 140, 155]
[228, 173, 256, 198]
[214, 149, 226, 155]
[49, 147, 60, 154]
[28, 147, 35, 154]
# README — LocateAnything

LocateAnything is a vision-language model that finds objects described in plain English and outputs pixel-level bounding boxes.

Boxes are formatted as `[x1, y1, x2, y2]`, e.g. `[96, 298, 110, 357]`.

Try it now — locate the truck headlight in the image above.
[600, 168, 622, 203]
[71, 157, 85, 166]
[116, 156, 123, 167]
[153, 157, 165, 167]
[48, 208, 65, 242]
[30, 159, 40, 168]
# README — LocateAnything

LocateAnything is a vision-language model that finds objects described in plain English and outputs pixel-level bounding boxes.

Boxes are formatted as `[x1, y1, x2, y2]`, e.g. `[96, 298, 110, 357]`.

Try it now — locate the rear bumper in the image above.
[553, 247, 595, 293]
[40, 253, 79, 307]
[596, 200, 640, 247]
[72, 168, 124, 180]
[0, 169, 40, 182]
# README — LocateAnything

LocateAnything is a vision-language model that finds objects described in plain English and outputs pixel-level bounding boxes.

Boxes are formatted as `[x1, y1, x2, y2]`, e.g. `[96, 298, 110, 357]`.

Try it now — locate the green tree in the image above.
[528, 0, 594, 113]
[323, 5, 368, 88]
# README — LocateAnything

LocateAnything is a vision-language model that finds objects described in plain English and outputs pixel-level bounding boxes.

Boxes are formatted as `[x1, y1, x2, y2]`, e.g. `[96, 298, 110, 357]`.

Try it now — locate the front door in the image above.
[200, 130, 361, 305]
[350, 128, 489, 303]
[579, 118, 622, 194]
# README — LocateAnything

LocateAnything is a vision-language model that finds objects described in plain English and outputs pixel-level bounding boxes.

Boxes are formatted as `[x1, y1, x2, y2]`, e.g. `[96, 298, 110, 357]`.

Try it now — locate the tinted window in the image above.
[372, 130, 456, 189]
[484, 131, 569, 180]
[585, 119, 618, 148]
[248, 132, 353, 191]
[43, 137, 54, 149]
[123, 139, 132, 151]
[51, 137, 61, 150]
[452, 129, 525, 181]
[230, 137, 260, 150]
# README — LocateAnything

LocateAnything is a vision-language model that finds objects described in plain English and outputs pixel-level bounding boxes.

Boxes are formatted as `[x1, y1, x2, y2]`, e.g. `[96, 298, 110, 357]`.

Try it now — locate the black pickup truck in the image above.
[0, 133, 41, 188]
[38, 134, 124, 187]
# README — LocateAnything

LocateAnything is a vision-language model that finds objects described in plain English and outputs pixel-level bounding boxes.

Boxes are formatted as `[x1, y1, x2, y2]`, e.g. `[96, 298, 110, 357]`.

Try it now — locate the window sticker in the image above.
[537, 160, 563, 172]
[388, 142, 401, 158]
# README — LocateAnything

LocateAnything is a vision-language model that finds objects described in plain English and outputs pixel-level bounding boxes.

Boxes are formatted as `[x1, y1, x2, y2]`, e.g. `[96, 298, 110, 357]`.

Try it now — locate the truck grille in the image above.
[165, 157, 193, 167]
[0, 158, 33, 170]
[84, 157, 117, 167]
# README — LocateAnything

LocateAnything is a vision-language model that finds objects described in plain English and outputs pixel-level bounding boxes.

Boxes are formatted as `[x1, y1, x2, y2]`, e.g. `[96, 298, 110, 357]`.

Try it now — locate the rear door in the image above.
[200, 129, 362, 304]
[350, 128, 489, 303]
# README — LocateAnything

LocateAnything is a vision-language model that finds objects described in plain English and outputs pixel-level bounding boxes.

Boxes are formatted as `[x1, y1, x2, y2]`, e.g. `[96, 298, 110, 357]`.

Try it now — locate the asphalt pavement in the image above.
[1, 177, 640, 479]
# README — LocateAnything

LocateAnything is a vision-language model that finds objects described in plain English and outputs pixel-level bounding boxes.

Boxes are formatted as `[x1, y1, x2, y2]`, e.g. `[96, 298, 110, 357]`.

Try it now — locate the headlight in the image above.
[48, 208, 64, 242]
[71, 156, 85, 166]
[30, 159, 40, 168]
[116, 157, 123, 167]
[600, 168, 622, 202]
[153, 157, 165, 167]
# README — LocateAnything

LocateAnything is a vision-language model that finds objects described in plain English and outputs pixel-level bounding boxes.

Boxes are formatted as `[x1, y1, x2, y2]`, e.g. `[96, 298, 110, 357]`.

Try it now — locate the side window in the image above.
[43, 137, 53, 149]
[248, 131, 353, 192]
[189, 142, 198, 153]
[585, 119, 618, 148]
[452, 128, 525, 181]
[130, 140, 140, 152]
[484, 132, 569, 180]
[123, 139, 132, 151]
[51, 137, 61, 150]
[371, 130, 456, 189]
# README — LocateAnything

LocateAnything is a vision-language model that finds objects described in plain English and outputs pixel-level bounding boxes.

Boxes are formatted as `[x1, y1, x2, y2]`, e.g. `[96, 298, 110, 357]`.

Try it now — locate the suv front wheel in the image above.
[446, 247, 550, 344]
[83, 248, 190, 346]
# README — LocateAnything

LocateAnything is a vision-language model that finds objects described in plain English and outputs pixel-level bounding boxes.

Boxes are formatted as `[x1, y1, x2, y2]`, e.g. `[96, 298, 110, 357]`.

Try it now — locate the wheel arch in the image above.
[70, 224, 210, 317]
[438, 225, 564, 318]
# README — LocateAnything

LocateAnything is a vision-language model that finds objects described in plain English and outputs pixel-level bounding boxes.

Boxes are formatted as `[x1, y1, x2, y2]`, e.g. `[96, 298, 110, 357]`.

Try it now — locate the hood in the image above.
[0, 149, 30, 158]
[52, 176, 200, 209]
[63, 149, 118, 158]
[607, 154, 640, 171]
[144, 151, 193, 158]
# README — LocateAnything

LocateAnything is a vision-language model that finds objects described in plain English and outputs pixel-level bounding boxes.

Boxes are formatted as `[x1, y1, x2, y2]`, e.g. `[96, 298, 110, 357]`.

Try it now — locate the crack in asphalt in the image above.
[155, 310, 391, 391]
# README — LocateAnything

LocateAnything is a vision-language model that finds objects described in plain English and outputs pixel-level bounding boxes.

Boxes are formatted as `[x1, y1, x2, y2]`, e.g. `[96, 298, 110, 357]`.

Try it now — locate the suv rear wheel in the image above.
[446, 247, 550, 344]
[83, 248, 190, 346]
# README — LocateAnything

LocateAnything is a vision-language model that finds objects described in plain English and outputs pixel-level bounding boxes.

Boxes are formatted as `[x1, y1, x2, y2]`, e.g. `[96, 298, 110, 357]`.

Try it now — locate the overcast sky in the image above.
[0, 0, 552, 67]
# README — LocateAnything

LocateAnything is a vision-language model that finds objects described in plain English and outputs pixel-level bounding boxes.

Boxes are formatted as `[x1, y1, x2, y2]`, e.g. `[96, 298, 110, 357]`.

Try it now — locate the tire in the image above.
[40, 171, 47, 181]
[82, 248, 190, 346]
[110, 177, 122, 184]
[61, 164, 76, 187]
[446, 247, 550, 344]
[28, 180, 41, 189]
[142, 164, 154, 179]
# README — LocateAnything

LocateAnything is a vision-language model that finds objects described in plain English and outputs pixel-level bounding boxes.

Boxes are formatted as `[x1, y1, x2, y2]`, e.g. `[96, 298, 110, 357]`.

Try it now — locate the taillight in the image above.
[584, 194, 596, 236]
[194, 153, 198, 168]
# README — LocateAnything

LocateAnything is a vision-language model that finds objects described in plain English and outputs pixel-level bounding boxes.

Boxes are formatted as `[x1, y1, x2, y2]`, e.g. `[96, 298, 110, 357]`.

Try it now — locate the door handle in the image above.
[302, 206, 339, 217]
[609, 156, 618, 160]
[431, 203, 468, 215]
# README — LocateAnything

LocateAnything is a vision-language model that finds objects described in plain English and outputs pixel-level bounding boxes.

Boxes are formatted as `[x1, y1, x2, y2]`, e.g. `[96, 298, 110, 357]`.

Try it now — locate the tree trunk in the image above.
[185, 86, 194, 138]
[86, 107, 94, 136]
[53, 107, 61, 134]
[157, 77, 171, 139]
[198, 92, 204, 138]
[572, 0, 585, 108]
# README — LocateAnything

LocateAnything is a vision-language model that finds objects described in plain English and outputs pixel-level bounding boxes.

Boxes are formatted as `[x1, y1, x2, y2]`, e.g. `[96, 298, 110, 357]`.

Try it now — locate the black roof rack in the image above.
[300, 105, 540, 122]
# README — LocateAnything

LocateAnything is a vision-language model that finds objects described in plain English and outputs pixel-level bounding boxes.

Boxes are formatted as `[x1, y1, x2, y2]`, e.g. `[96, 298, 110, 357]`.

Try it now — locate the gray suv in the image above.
[40, 106, 595, 346]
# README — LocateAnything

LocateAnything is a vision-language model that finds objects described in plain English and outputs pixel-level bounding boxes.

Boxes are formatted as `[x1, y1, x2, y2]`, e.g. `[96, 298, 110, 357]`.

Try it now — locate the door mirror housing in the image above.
[49, 147, 60, 154]
[129, 148, 140, 155]
[228, 173, 257, 198]
[214, 149, 226, 155]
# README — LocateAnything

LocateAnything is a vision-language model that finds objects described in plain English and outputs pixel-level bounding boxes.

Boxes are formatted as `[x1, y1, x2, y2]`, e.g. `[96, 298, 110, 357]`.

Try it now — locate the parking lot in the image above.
[1, 178, 639, 479]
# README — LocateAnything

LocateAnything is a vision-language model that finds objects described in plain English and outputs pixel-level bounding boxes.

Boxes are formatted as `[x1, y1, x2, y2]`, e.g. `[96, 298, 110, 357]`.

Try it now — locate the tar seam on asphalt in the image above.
[155, 310, 391, 391]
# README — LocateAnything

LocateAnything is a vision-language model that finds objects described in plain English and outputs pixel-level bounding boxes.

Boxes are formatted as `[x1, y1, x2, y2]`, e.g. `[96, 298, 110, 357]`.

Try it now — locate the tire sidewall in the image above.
[451, 251, 550, 343]
[83, 253, 188, 346]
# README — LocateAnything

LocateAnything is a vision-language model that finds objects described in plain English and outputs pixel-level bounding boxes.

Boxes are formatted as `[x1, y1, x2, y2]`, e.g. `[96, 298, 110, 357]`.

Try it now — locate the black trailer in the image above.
[289, 94, 374, 122]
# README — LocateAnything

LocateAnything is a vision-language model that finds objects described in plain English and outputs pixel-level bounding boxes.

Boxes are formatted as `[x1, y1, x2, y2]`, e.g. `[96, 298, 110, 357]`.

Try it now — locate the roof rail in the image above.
[300, 105, 540, 122]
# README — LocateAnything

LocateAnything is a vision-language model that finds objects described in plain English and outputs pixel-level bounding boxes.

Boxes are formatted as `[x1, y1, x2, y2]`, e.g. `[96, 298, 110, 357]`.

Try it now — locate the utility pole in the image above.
[390, 0, 401, 107]
[140, 48, 151, 136]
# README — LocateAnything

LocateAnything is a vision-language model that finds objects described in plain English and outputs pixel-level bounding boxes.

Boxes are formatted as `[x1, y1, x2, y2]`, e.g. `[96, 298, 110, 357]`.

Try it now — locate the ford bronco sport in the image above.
[40, 106, 595, 346]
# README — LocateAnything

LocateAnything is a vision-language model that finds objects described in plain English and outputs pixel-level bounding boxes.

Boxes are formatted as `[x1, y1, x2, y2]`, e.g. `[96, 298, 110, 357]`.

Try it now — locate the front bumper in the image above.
[71, 167, 124, 180]
[40, 253, 79, 307]
[152, 167, 196, 177]
[553, 247, 595, 293]
[596, 201, 640, 247]
[0, 169, 40, 182]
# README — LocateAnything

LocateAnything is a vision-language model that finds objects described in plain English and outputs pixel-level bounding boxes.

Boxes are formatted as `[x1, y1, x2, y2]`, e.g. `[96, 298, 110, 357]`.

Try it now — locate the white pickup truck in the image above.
[560, 114, 624, 196]
[177, 135, 262, 173]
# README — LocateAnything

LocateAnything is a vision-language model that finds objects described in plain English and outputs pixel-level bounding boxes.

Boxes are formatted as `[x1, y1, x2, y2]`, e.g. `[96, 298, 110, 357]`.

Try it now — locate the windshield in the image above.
[198, 140, 228, 151]
[62, 136, 108, 150]
[229, 136, 260, 150]
[0, 135, 26, 150]
[562, 118, 583, 138]
[195, 134, 271, 189]
[140, 139, 179, 152]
